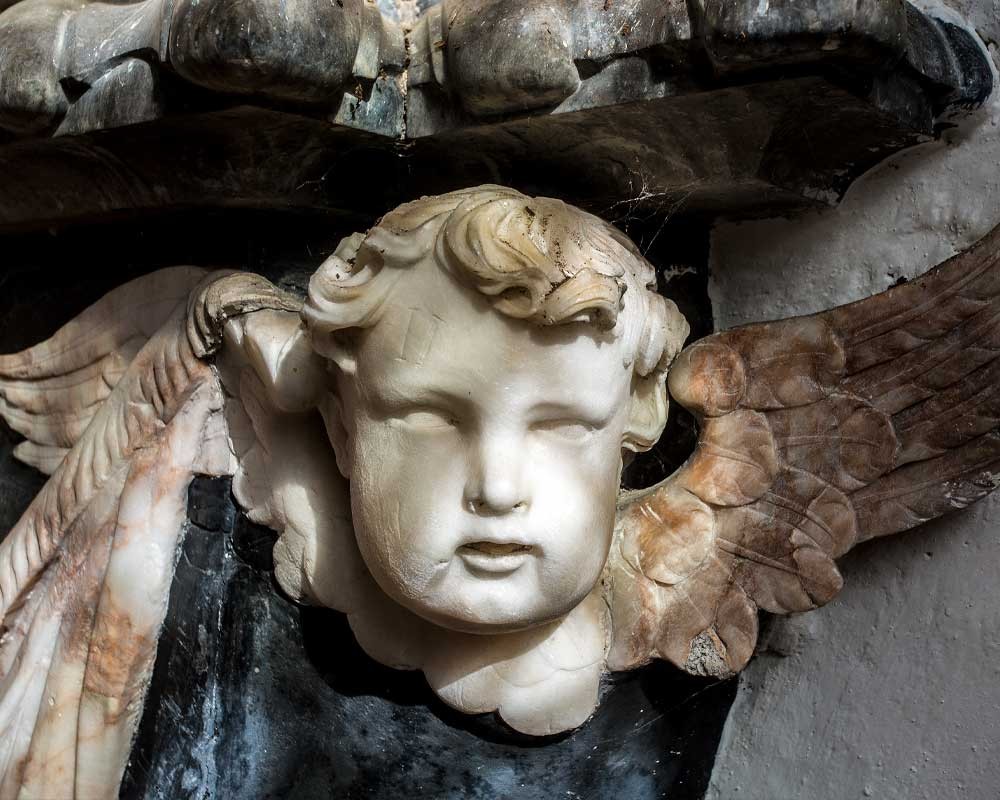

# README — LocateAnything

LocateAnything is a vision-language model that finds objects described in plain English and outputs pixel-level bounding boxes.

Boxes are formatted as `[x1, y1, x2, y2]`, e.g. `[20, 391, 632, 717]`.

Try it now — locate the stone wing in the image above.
[0, 268, 306, 798]
[609, 222, 1000, 680]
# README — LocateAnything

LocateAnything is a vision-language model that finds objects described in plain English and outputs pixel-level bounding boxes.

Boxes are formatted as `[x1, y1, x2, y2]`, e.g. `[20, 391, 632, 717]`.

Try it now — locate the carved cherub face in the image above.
[303, 186, 689, 634]
[336, 263, 633, 632]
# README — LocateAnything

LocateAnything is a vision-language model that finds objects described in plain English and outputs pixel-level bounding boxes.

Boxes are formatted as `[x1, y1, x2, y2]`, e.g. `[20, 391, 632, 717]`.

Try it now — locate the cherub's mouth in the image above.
[457, 542, 533, 575]
[462, 541, 532, 556]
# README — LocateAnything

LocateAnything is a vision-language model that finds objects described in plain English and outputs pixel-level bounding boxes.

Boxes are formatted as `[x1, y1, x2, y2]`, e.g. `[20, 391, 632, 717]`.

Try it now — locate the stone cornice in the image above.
[0, 0, 993, 223]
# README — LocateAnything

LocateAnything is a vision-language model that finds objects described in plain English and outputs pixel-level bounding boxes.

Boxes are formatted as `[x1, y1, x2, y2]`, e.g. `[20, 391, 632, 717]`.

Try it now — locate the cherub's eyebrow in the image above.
[529, 400, 618, 427]
[366, 381, 469, 413]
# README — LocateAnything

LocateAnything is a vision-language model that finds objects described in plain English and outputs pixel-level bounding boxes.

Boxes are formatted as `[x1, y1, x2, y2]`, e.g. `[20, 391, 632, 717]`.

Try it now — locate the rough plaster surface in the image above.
[929, 0, 1000, 46]
[711, 3, 1000, 329]
[708, 501, 1000, 799]
[707, 3, 1000, 798]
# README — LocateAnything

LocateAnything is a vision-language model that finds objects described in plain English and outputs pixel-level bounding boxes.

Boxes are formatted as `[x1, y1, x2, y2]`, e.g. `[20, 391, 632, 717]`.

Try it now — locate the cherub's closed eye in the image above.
[397, 407, 460, 430]
[530, 418, 597, 440]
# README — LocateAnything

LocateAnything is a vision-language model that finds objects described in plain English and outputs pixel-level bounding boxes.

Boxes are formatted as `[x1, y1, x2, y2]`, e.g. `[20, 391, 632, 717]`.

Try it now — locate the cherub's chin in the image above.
[424, 614, 550, 636]
[404, 579, 582, 636]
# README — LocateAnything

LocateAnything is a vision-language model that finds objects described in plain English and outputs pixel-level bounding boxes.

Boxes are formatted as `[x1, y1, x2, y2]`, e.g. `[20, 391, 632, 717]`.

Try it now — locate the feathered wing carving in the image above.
[0, 268, 208, 476]
[0, 268, 304, 799]
[609, 223, 1000, 678]
[0, 259, 620, 775]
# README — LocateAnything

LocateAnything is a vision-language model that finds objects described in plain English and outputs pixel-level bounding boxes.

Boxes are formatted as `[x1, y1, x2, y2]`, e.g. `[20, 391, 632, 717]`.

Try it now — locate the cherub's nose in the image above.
[464, 433, 528, 515]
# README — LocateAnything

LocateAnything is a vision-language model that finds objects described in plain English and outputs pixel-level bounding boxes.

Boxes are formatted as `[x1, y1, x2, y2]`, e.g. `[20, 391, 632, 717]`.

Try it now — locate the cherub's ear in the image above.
[623, 375, 670, 453]
[622, 294, 688, 452]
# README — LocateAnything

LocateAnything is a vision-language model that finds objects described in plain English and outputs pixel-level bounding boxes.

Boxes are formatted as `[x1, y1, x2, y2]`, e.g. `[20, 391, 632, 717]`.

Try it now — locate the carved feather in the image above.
[612, 222, 1000, 678]
[0, 268, 207, 474]
[0, 268, 304, 798]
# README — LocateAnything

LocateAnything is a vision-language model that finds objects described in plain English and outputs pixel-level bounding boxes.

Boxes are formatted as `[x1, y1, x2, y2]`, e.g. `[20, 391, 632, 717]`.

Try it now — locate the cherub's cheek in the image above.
[352, 421, 467, 516]
[527, 446, 619, 564]
[529, 434, 622, 490]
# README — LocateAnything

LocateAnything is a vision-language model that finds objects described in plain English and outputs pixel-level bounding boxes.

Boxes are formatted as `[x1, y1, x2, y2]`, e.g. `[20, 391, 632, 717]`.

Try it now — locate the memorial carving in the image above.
[0, 0, 997, 796]
[1, 185, 999, 798]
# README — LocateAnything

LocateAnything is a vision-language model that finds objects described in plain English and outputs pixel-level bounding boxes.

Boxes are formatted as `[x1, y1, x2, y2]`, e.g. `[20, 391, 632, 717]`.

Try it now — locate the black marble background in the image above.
[0, 209, 734, 799]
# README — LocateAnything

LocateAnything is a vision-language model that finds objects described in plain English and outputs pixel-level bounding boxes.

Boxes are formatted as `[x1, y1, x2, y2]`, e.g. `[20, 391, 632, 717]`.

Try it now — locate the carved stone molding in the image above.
[0, 0, 407, 138]
[405, 0, 990, 136]
[0, 0, 992, 227]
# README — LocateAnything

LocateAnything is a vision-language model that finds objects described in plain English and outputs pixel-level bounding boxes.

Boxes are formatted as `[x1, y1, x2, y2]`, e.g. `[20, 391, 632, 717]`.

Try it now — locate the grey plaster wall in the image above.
[706, 2, 1000, 798]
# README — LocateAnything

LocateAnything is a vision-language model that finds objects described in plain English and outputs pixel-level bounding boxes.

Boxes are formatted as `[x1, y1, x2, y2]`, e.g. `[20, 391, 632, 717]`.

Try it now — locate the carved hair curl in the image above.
[303, 186, 689, 451]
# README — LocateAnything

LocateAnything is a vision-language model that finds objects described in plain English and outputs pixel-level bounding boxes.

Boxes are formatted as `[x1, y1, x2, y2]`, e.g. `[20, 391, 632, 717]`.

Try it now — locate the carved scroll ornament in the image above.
[1, 186, 999, 797]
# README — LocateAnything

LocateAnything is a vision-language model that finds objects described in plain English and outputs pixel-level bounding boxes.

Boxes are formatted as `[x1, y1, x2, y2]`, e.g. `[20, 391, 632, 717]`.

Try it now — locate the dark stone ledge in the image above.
[0, 0, 992, 226]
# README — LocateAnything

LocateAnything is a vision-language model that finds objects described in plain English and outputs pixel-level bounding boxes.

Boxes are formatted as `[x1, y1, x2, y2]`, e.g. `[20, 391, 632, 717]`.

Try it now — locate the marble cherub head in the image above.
[301, 186, 689, 636]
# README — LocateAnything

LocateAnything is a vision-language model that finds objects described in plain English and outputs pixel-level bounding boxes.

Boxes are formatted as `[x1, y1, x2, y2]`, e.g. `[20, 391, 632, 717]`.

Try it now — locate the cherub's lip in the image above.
[457, 530, 534, 548]
[457, 541, 534, 575]
[461, 541, 533, 556]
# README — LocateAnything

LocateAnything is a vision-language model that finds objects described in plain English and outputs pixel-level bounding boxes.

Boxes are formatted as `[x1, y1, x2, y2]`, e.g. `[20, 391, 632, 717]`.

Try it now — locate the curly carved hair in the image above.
[303, 186, 689, 451]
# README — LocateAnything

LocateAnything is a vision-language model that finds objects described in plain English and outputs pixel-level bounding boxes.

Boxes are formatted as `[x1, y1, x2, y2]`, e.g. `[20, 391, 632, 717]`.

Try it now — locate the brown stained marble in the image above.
[619, 483, 715, 587]
[0, 267, 296, 799]
[612, 219, 1000, 678]
[84, 591, 157, 715]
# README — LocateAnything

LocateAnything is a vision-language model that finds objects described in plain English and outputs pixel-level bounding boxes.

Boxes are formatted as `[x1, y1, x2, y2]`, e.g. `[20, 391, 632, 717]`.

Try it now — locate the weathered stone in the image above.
[0, 2, 996, 798]
[0, 0, 991, 220]
[0, 0, 74, 135]
[121, 490, 738, 800]
[440, 0, 581, 116]
[56, 58, 162, 137]
[169, 0, 398, 105]
[691, 0, 907, 71]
